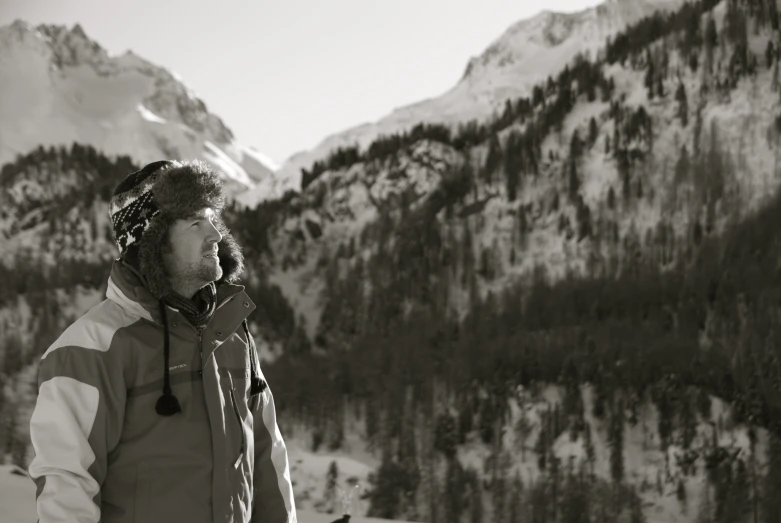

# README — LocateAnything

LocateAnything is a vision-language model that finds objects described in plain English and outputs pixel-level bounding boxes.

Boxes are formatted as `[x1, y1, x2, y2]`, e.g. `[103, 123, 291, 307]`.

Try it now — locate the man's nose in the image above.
[206, 221, 222, 243]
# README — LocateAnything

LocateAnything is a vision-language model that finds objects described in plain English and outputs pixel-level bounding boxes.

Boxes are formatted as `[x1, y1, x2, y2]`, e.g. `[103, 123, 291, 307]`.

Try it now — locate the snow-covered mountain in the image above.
[239, 0, 686, 207]
[4, 0, 781, 521]
[0, 20, 278, 195]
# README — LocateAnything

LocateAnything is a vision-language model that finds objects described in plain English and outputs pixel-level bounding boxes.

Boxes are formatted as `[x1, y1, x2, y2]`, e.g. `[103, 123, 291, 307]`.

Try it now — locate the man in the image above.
[27, 160, 296, 523]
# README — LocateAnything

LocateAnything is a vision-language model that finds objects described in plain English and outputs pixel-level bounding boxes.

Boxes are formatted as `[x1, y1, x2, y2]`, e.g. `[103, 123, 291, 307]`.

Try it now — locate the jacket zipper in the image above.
[197, 331, 203, 377]
[171, 297, 248, 469]
[229, 387, 246, 469]
[193, 294, 239, 369]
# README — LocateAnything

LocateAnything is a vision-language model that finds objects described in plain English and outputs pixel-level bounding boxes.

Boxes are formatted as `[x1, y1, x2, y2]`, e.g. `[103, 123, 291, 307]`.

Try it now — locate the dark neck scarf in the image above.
[163, 283, 216, 332]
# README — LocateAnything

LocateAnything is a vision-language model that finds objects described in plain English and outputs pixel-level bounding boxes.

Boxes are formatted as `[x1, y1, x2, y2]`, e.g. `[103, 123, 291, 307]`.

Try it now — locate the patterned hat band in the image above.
[111, 190, 162, 254]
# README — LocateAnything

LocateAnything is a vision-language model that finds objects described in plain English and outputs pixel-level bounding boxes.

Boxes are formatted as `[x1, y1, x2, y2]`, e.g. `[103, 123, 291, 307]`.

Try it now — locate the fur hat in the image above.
[109, 159, 244, 300]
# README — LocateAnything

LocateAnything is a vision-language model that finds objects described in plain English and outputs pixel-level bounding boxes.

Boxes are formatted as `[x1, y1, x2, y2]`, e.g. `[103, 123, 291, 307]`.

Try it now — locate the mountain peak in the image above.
[0, 19, 281, 197]
[8, 18, 30, 31]
[71, 22, 87, 38]
[35, 22, 110, 71]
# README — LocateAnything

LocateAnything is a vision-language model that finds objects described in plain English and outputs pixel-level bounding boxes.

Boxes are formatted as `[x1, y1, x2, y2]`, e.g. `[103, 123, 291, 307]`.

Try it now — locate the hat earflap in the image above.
[138, 213, 175, 300]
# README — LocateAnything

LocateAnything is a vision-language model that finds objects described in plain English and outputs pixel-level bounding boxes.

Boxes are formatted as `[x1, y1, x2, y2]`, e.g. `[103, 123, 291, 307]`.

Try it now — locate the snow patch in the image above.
[203, 140, 253, 187]
[137, 103, 167, 124]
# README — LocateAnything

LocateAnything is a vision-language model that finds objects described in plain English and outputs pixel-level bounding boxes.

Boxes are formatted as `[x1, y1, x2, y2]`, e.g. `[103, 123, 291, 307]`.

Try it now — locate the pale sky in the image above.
[0, 0, 603, 167]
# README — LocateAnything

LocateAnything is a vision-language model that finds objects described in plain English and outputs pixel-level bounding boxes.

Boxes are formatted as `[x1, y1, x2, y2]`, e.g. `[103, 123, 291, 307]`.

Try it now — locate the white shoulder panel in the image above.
[29, 377, 101, 523]
[41, 299, 140, 360]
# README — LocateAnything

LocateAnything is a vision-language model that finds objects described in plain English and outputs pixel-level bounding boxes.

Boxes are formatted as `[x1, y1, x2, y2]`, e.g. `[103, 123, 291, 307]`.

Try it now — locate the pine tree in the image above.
[568, 160, 580, 202]
[550, 451, 562, 522]
[584, 423, 596, 476]
[561, 467, 589, 523]
[630, 487, 646, 523]
[535, 414, 550, 471]
[607, 186, 616, 211]
[589, 117, 599, 146]
[677, 477, 687, 511]
[325, 461, 339, 513]
[766, 40, 776, 69]
[508, 472, 524, 523]
[705, 15, 718, 73]
[676, 83, 689, 127]
[434, 413, 458, 459]
[656, 73, 665, 98]
[613, 125, 621, 155]
[484, 134, 502, 184]
[609, 397, 625, 484]
[680, 396, 697, 450]
[721, 458, 750, 523]
[684, 6, 703, 55]
[762, 434, 781, 523]
[515, 408, 532, 461]
[690, 52, 700, 73]
[698, 484, 714, 523]
[2, 333, 23, 376]
[10, 431, 27, 469]
[3, 404, 18, 460]
[505, 159, 520, 202]
[492, 472, 507, 523]
[470, 469, 484, 523]
[444, 458, 466, 523]
[645, 50, 656, 99]
[570, 129, 583, 159]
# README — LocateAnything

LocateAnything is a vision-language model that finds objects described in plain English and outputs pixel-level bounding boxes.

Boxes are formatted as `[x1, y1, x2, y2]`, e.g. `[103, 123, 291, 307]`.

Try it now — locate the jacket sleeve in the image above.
[251, 364, 297, 523]
[27, 325, 127, 523]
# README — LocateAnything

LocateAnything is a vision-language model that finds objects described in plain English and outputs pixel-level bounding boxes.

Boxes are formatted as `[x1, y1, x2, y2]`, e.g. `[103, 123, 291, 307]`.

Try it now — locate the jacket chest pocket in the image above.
[227, 371, 249, 468]
[221, 367, 255, 513]
[215, 333, 254, 411]
[214, 333, 260, 468]
[219, 367, 252, 459]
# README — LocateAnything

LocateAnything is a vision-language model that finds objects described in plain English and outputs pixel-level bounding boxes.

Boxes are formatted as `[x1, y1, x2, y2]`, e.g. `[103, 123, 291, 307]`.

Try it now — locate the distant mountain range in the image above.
[0, 0, 684, 205]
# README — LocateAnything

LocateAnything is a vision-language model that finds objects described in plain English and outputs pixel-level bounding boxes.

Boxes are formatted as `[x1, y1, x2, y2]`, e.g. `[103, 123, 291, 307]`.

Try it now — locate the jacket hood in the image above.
[106, 260, 161, 323]
[106, 259, 246, 324]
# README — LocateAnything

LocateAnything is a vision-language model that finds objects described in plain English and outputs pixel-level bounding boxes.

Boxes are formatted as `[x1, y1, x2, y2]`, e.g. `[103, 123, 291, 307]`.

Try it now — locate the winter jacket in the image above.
[27, 259, 297, 523]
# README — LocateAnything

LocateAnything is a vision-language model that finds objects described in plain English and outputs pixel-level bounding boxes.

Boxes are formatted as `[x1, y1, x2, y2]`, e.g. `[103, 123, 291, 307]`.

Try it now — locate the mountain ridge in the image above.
[241, 0, 687, 207]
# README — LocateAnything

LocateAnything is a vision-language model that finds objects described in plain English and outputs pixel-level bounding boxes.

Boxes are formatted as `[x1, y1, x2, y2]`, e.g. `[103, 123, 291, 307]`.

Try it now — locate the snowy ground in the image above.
[0, 413, 401, 522]
[0, 465, 413, 523]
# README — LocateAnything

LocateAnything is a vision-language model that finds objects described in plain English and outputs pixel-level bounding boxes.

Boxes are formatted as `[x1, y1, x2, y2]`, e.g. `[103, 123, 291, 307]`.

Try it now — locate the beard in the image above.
[170, 257, 223, 291]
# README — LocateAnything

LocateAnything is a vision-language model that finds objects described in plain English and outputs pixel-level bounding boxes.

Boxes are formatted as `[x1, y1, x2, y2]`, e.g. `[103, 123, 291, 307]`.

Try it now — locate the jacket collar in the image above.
[106, 259, 248, 325]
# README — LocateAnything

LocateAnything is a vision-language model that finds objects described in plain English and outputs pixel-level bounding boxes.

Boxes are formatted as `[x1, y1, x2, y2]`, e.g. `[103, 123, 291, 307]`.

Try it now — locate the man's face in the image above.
[163, 207, 223, 293]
